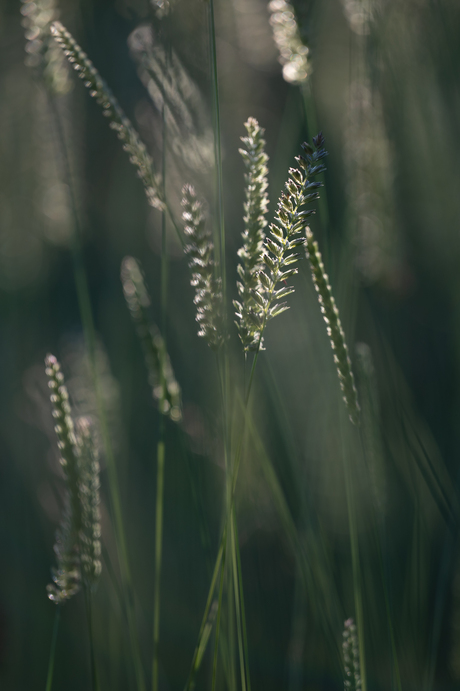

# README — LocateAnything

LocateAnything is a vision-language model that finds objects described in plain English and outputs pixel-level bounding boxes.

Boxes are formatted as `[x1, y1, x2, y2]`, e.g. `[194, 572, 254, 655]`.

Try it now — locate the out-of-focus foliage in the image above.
[2, 1, 460, 690]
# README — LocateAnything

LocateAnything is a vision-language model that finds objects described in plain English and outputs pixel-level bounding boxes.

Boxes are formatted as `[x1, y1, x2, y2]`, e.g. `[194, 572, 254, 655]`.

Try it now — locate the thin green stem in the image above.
[83, 585, 100, 691]
[152, 435, 166, 691]
[152, 21, 171, 691]
[340, 411, 367, 691]
[230, 509, 249, 691]
[212, 540, 227, 691]
[184, 542, 225, 691]
[207, 0, 226, 304]
[185, 351, 259, 689]
[47, 93, 146, 691]
[45, 606, 61, 691]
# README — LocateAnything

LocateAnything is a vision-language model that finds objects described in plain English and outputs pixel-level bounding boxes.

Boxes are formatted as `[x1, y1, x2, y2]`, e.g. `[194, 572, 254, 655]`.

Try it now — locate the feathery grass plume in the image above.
[50, 21, 165, 211]
[45, 354, 83, 603]
[305, 227, 360, 424]
[234, 117, 269, 352]
[121, 256, 182, 422]
[342, 618, 362, 691]
[21, 0, 71, 95]
[75, 417, 102, 587]
[248, 133, 327, 349]
[181, 184, 224, 350]
[45, 356, 102, 603]
[268, 0, 311, 85]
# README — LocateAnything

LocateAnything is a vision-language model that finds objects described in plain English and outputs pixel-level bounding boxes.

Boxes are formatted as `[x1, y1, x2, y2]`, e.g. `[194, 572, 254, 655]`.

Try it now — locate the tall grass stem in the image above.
[45, 605, 61, 691]
[47, 93, 146, 691]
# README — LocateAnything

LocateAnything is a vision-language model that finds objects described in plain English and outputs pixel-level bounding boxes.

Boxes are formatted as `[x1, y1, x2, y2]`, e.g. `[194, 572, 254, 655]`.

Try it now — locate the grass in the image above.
[3, 1, 460, 690]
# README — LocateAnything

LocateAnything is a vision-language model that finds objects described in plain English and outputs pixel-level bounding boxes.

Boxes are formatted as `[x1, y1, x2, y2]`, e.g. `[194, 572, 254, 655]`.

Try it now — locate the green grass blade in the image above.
[45, 606, 61, 691]
[184, 539, 225, 691]
[211, 541, 227, 691]
[152, 436, 165, 691]
[230, 510, 247, 691]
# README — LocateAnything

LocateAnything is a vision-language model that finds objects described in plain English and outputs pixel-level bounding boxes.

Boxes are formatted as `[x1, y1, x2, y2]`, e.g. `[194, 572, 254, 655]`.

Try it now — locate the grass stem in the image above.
[47, 92, 146, 691]
[45, 606, 61, 691]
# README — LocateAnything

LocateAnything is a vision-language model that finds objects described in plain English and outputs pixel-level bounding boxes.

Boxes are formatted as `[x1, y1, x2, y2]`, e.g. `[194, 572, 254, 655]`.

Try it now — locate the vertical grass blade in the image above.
[45, 606, 61, 691]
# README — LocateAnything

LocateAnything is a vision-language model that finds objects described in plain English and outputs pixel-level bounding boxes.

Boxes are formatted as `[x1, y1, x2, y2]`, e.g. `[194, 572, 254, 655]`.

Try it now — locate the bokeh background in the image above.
[2, 0, 460, 689]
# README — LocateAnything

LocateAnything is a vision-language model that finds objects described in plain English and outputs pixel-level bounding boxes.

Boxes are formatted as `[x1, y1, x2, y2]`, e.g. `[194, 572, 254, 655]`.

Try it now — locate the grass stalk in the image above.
[340, 410, 367, 691]
[207, 0, 226, 305]
[231, 509, 251, 691]
[152, 434, 165, 691]
[47, 93, 146, 691]
[211, 540, 227, 691]
[83, 585, 100, 691]
[184, 541, 225, 691]
[152, 20, 171, 690]
[45, 605, 61, 691]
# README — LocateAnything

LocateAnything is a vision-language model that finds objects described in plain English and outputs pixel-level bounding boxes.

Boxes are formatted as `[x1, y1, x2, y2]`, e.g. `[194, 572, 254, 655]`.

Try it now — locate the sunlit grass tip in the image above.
[234, 117, 269, 352]
[45, 354, 101, 603]
[247, 132, 327, 351]
[121, 256, 182, 422]
[181, 184, 225, 350]
[50, 21, 165, 210]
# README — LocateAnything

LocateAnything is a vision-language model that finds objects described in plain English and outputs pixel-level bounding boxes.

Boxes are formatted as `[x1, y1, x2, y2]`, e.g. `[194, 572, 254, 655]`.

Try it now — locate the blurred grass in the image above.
[2, 0, 460, 689]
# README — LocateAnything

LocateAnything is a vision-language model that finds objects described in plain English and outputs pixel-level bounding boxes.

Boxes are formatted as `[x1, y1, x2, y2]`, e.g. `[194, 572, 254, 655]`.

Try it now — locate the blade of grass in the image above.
[184, 540, 225, 691]
[152, 434, 165, 691]
[231, 508, 251, 691]
[340, 406, 367, 691]
[152, 16, 171, 690]
[211, 540, 227, 691]
[45, 605, 61, 691]
[83, 585, 100, 691]
[240, 391, 344, 669]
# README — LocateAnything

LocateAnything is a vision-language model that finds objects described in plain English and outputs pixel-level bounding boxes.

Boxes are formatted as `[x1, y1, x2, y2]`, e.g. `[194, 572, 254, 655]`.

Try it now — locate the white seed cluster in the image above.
[246, 134, 327, 351]
[182, 185, 225, 350]
[234, 118, 270, 352]
[268, 0, 311, 85]
[21, 0, 71, 95]
[45, 354, 101, 604]
[50, 21, 165, 210]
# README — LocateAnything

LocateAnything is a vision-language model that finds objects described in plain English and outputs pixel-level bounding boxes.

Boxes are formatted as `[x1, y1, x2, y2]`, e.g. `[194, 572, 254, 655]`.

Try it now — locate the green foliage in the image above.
[5, 2, 460, 690]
